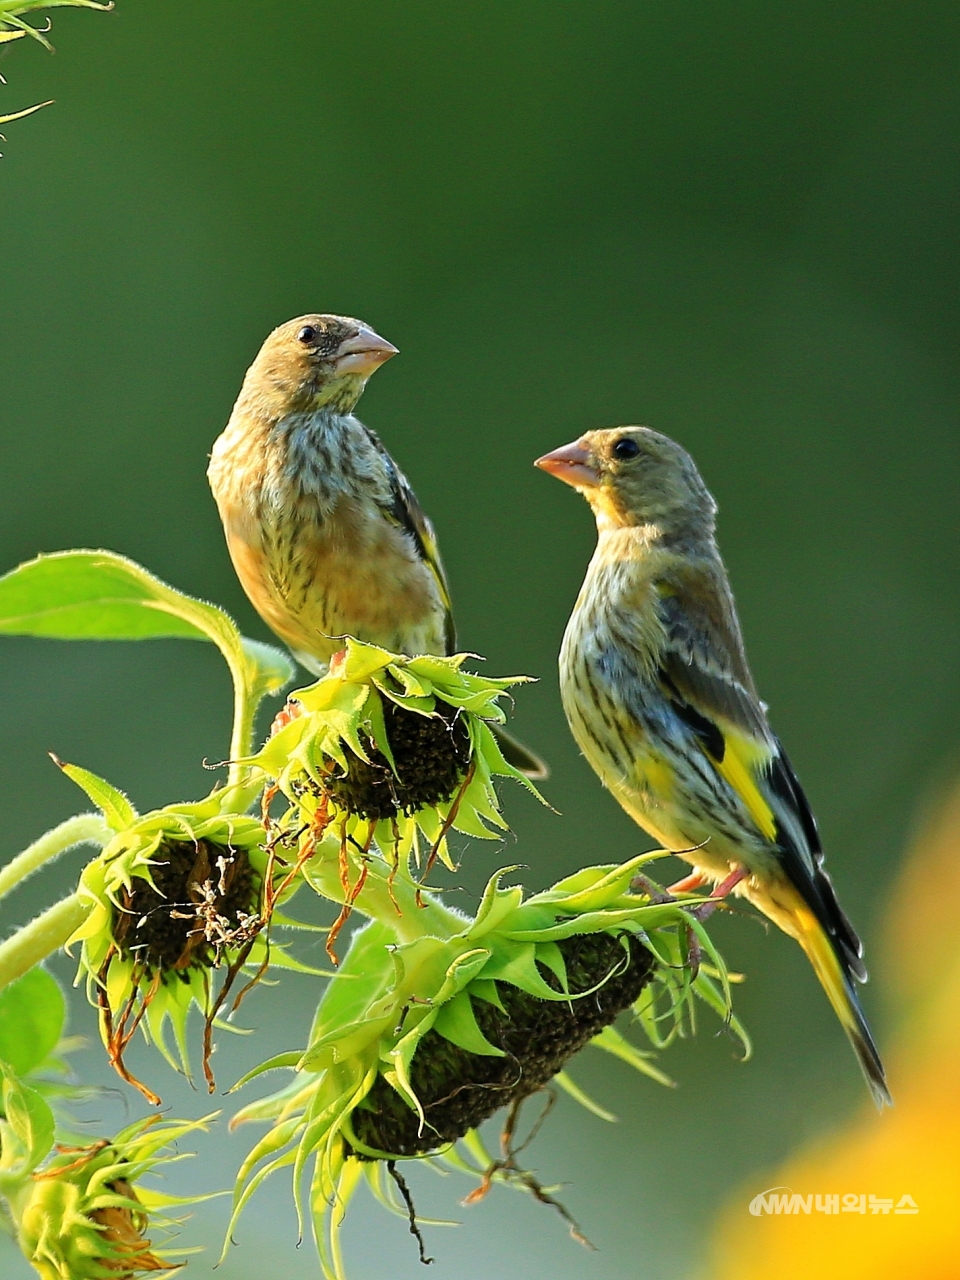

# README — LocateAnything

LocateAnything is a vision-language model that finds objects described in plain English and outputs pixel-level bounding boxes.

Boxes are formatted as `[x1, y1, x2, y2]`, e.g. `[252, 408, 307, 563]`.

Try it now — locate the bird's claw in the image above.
[269, 697, 304, 739]
[630, 873, 677, 905]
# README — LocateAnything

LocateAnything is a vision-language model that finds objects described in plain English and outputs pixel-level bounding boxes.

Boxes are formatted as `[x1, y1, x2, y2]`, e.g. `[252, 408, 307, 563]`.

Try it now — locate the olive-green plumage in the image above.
[537, 425, 890, 1107]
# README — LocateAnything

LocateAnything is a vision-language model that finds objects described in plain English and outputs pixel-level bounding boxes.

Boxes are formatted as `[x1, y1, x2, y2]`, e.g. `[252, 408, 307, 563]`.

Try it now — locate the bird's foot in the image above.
[690, 866, 748, 922]
[630, 873, 677, 904]
[269, 697, 304, 739]
[667, 871, 709, 895]
[328, 647, 349, 675]
[632, 866, 747, 918]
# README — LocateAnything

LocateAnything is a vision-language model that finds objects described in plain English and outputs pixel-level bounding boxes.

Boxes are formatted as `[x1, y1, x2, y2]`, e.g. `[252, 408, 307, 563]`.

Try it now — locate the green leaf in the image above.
[0, 1061, 56, 1173]
[0, 969, 64, 1076]
[466, 868, 524, 939]
[386, 1012, 438, 1132]
[0, 550, 227, 643]
[690, 971, 752, 1060]
[0, 0, 112, 14]
[479, 939, 563, 1001]
[431, 948, 491, 1005]
[0, 550, 293, 782]
[0, 1, 112, 53]
[0, 548, 286, 700]
[230, 1052, 303, 1093]
[467, 977, 506, 1012]
[242, 637, 296, 701]
[0, 100, 50, 125]
[590, 1025, 676, 1088]
[310, 919, 396, 1045]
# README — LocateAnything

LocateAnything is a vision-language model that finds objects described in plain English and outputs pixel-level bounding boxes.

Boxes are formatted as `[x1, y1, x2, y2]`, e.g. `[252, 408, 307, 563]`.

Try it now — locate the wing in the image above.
[357, 425, 549, 777]
[655, 561, 866, 980]
[656, 563, 769, 742]
[360, 425, 457, 655]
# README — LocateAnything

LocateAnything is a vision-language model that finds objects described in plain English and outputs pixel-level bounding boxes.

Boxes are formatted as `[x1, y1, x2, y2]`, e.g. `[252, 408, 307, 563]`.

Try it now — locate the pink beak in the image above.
[335, 326, 399, 376]
[534, 439, 600, 489]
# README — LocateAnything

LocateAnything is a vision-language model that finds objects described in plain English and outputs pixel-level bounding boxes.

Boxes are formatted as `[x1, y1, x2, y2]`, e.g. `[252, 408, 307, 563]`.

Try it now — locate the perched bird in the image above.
[536, 426, 890, 1106]
[208, 313, 544, 776]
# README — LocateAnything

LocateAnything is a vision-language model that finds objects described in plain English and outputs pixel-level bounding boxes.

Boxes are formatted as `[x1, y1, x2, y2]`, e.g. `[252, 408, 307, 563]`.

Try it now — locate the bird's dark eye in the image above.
[297, 325, 317, 344]
[612, 437, 640, 460]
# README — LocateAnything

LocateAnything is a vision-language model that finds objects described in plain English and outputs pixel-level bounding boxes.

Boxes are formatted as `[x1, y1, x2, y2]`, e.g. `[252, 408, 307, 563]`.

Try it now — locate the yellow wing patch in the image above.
[713, 727, 778, 842]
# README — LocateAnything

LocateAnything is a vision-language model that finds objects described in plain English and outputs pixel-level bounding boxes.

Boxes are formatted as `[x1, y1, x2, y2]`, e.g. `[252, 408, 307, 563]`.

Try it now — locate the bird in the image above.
[208, 313, 545, 777]
[535, 425, 890, 1107]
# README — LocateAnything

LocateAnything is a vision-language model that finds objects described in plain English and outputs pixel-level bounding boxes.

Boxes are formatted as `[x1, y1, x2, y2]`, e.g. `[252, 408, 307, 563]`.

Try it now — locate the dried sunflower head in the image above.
[60, 763, 319, 1102]
[249, 640, 546, 876]
[225, 852, 747, 1279]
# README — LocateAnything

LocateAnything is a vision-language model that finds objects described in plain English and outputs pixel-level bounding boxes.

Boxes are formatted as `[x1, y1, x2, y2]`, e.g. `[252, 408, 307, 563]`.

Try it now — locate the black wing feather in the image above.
[767, 744, 867, 983]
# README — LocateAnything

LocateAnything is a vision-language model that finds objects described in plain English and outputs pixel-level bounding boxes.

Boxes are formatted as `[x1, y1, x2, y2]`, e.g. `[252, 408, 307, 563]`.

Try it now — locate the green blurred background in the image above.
[1, 2, 958, 1276]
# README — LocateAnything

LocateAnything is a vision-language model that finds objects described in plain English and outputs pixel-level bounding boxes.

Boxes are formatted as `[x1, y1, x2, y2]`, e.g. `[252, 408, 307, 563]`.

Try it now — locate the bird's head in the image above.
[535, 426, 716, 542]
[241, 314, 398, 416]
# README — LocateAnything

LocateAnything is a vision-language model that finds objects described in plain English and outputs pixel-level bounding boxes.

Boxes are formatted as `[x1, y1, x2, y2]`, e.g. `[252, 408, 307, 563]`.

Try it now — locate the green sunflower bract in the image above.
[225, 850, 749, 1279]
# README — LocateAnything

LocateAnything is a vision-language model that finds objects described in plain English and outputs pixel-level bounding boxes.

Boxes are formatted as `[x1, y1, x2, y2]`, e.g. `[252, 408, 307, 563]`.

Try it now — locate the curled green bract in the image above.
[0, 2, 112, 137]
[0, 1, 112, 47]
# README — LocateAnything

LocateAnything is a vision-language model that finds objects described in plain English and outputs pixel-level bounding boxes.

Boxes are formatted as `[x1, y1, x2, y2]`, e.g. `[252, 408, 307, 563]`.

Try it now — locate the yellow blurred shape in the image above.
[704, 776, 960, 1279]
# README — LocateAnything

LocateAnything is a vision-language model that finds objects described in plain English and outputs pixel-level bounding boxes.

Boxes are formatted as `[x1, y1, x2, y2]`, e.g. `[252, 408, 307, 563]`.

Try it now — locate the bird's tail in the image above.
[789, 899, 892, 1109]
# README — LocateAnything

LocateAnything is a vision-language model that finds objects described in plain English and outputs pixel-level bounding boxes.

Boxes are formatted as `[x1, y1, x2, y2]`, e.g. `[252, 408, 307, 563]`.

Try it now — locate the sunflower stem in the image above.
[0, 893, 90, 991]
[0, 813, 110, 905]
[304, 855, 463, 943]
[226, 640, 295, 796]
[227, 668, 256, 795]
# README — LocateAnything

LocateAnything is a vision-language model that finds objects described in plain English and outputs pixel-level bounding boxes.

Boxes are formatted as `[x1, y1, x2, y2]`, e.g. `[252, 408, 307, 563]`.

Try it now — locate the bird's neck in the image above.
[212, 404, 367, 515]
[273, 407, 356, 448]
[593, 521, 664, 560]
[234, 358, 369, 419]
[594, 515, 716, 560]
[589, 524, 718, 596]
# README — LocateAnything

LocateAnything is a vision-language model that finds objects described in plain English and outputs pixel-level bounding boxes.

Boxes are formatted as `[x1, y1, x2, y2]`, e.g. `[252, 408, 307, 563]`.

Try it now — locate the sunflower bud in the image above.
[324, 694, 471, 820]
[69, 802, 267, 1101]
[15, 1115, 212, 1280]
[350, 927, 654, 1158]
